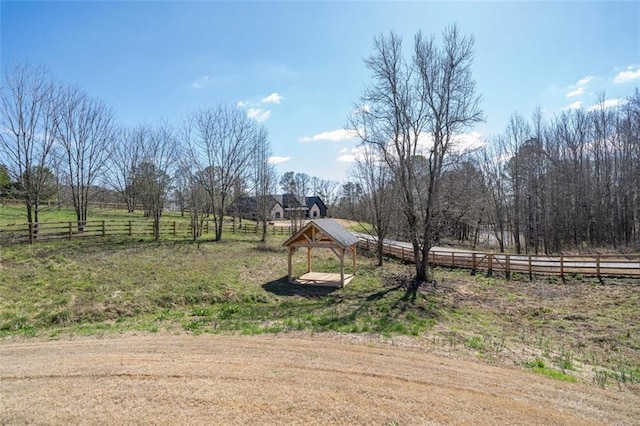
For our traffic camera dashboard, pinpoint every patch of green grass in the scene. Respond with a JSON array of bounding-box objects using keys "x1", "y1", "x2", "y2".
[
  {"x1": 467, "y1": 335, "x2": 485, "y2": 351},
  {"x1": 525, "y1": 358, "x2": 577, "y2": 382}
]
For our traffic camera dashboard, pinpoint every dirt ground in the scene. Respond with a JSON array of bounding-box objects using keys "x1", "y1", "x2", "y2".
[{"x1": 1, "y1": 333, "x2": 638, "y2": 425}]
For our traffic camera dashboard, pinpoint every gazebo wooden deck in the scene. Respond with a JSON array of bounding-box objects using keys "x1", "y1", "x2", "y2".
[{"x1": 282, "y1": 219, "x2": 358, "y2": 287}]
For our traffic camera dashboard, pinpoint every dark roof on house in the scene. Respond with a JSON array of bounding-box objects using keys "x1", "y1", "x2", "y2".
[{"x1": 305, "y1": 196, "x2": 327, "y2": 210}]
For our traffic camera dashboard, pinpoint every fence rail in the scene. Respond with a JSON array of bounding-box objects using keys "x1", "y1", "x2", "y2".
[
  {"x1": 357, "y1": 238, "x2": 640, "y2": 279},
  {"x1": 0, "y1": 220, "x2": 293, "y2": 244}
]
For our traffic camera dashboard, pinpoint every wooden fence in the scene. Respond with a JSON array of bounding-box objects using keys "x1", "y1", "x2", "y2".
[
  {"x1": 0, "y1": 220, "x2": 293, "y2": 244},
  {"x1": 3, "y1": 221, "x2": 637, "y2": 279},
  {"x1": 357, "y1": 238, "x2": 640, "y2": 279}
]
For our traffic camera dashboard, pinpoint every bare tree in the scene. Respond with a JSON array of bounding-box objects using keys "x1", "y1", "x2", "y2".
[
  {"x1": 188, "y1": 104, "x2": 258, "y2": 241},
  {"x1": 502, "y1": 113, "x2": 530, "y2": 254},
  {"x1": 350, "y1": 25, "x2": 483, "y2": 283},
  {"x1": 252, "y1": 127, "x2": 276, "y2": 241},
  {"x1": 138, "y1": 122, "x2": 178, "y2": 241},
  {"x1": 279, "y1": 171, "x2": 296, "y2": 194},
  {"x1": 0, "y1": 64, "x2": 60, "y2": 230},
  {"x1": 351, "y1": 144, "x2": 394, "y2": 265},
  {"x1": 56, "y1": 85, "x2": 114, "y2": 231},
  {"x1": 479, "y1": 141, "x2": 509, "y2": 252},
  {"x1": 105, "y1": 126, "x2": 146, "y2": 212},
  {"x1": 294, "y1": 172, "x2": 311, "y2": 199},
  {"x1": 317, "y1": 178, "x2": 340, "y2": 216}
]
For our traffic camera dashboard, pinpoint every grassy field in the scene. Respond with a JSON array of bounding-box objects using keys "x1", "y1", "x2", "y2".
[{"x1": 1, "y1": 204, "x2": 639, "y2": 392}]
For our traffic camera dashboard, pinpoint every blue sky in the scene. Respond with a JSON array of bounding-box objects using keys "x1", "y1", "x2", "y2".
[{"x1": 2, "y1": 1, "x2": 639, "y2": 182}]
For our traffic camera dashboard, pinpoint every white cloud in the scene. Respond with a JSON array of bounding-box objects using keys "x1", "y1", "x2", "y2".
[
  {"x1": 353, "y1": 104, "x2": 371, "y2": 114},
  {"x1": 191, "y1": 75, "x2": 214, "y2": 89},
  {"x1": 247, "y1": 108, "x2": 271, "y2": 122},
  {"x1": 451, "y1": 131, "x2": 486, "y2": 153},
  {"x1": 565, "y1": 76, "x2": 593, "y2": 98},
  {"x1": 566, "y1": 87, "x2": 584, "y2": 98},
  {"x1": 337, "y1": 154, "x2": 356, "y2": 163},
  {"x1": 614, "y1": 67, "x2": 640, "y2": 84},
  {"x1": 261, "y1": 93, "x2": 283, "y2": 104},
  {"x1": 336, "y1": 145, "x2": 375, "y2": 163},
  {"x1": 268, "y1": 156, "x2": 290, "y2": 165},
  {"x1": 299, "y1": 129, "x2": 358, "y2": 143},
  {"x1": 237, "y1": 92, "x2": 282, "y2": 121},
  {"x1": 586, "y1": 98, "x2": 627, "y2": 112},
  {"x1": 563, "y1": 101, "x2": 584, "y2": 110},
  {"x1": 575, "y1": 76, "x2": 594, "y2": 87}
]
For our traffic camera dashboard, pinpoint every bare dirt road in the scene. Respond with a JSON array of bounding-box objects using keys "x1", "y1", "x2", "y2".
[{"x1": 1, "y1": 333, "x2": 638, "y2": 425}]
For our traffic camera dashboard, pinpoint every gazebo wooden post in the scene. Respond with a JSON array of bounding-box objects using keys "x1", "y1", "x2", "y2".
[
  {"x1": 340, "y1": 247, "x2": 345, "y2": 286},
  {"x1": 352, "y1": 245, "x2": 357, "y2": 274},
  {"x1": 288, "y1": 247, "x2": 293, "y2": 283},
  {"x1": 307, "y1": 246, "x2": 311, "y2": 273}
]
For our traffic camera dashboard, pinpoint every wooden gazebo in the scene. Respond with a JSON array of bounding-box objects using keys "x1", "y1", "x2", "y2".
[{"x1": 282, "y1": 219, "x2": 358, "y2": 287}]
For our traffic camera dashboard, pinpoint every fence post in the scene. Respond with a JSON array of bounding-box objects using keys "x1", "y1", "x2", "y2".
[
  {"x1": 487, "y1": 254, "x2": 493, "y2": 277},
  {"x1": 173, "y1": 221, "x2": 177, "y2": 236},
  {"x1": 505, "y1": 254, "x2": 511, "y2": 280},
  {"x1": 28, "y1": 222, "x2": 34, "y2": 244},
  {"x1": 128, "y1": 221, "x2": 132, "y2": 236},
  {"x1": 102, "y1": 220, "x2": 106, "y2": 237},
  {"x1": 528, "y1": 255, "x2": 533, "y2": 281},
  {"x1": 451, "y1": 252, "x2": 455, "y2": 268},
  {"x1": 69, "y1": 222, "x2": 73, "y2": 240},
  {"x1": 471, "y1": 252, "x2": 476, "y2": 275},
  {"x1": 560, "y1": 255, "x2": 564, "y2": 279},
  {"x1": 596, "y1": 255, "x2": 600, "y2": 279}
]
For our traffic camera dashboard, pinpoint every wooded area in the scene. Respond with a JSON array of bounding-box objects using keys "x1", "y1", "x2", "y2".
[
  {"x1": 347, "y1": 90, "x2": 640, "y2": 260},
  {"x1": 345, "y1": 27, "x2": 640, "y2": 275}
]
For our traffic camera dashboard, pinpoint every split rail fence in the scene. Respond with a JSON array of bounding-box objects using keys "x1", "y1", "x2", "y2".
[
  {"x1": 0, "y1": 220, "x2": 292, "y2": 244},
  {"x1": 357, "y1": 238, "x2": 640, "y2": 279}
]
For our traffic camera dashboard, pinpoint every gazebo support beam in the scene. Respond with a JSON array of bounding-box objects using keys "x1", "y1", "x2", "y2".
[
  {"x1": 352, "y1": 246, "x2": 357, "y2": 274},
  {"x1": 288, "y1": 247, "x2": 292, "y2": 283},
  {"x1": 340, "y1": 247, "x2": 345, "y2": 287}
]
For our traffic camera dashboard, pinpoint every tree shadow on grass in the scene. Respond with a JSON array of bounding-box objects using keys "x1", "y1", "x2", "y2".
[
  {"x1": 365, "y1": 285, "x2": 403, "y2": 301},
  {"x1": 262, "y1": 276, "x2": 338, "y2": 297}
]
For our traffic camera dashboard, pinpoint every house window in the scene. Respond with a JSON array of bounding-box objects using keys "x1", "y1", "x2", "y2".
[
  {"x1": 313, "y1": 211, "x2": 318, "y2": 218},
  {"x1": 275, "y1": 212, "x2": 281, "y2": 219}
]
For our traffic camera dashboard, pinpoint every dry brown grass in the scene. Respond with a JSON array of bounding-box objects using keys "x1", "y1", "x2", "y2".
[{"x1": 1, "y1": 333, "x2": 638, "y2": 425}]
